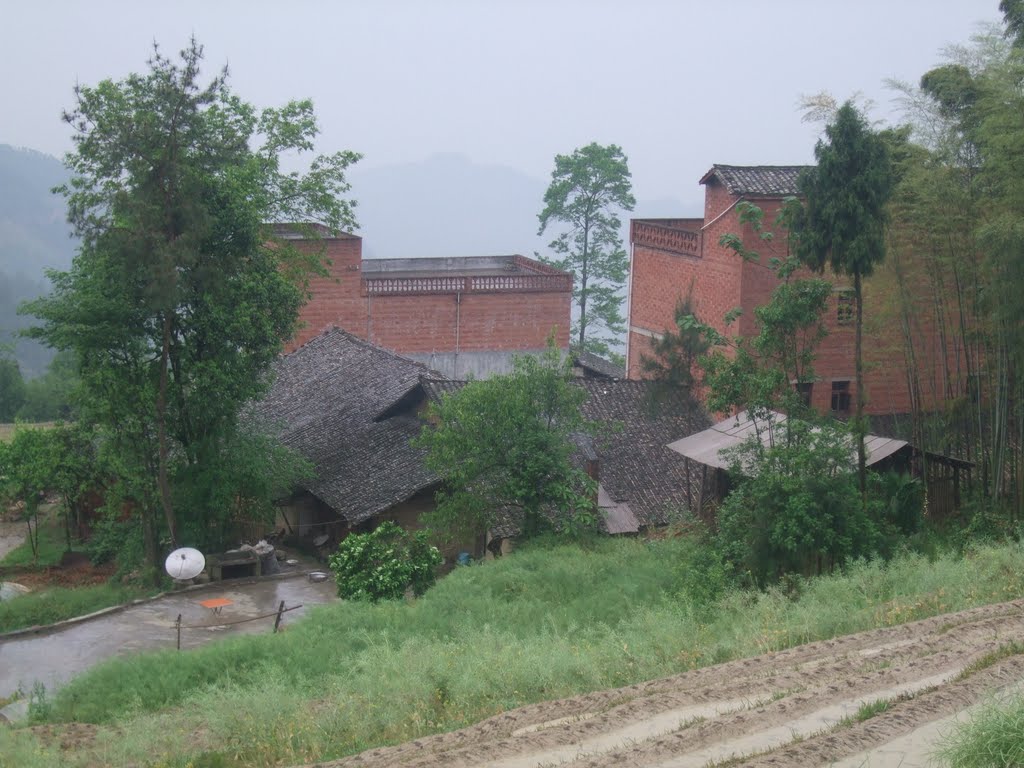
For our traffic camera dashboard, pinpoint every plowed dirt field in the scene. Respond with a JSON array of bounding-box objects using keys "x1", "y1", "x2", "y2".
[{"x1": 309, "y1": 598, "x2": 1024, "y2": 768}]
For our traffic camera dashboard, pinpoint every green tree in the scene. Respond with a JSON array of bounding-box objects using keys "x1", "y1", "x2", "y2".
[
  {"x1": 689, "y1": 202, "x2": 832, "y2": 427},
  {"x1": 715, "y1": 418, "x2": 882, "y2": 585},
  {"x1": 415, "y1": 346, "x2": 597, "y2": 543},
  {"x1": 794, "y1": 103, "x2": 894, "y2": 496},
  {"x1": 0, "y1": 426, "x2": 52, "y2": 561},
  {"x1": 23, "y1": 39, "x2": 359, "y2": 580},
  {"x1": 0, "y1": 355, "x2": 26, "y2": 422},
  {"x1": 16, "y1": 351, "x2": 78, "y2": 422},
  {"x1": 538, "y1": 142, "x2": 636, "y2": 360},
  {"x1": 639, "y1": 295, "x2": 711, "y2": 401},
  {"x1": 328, "y1": 521, "x2": 442, "y2": 602}
]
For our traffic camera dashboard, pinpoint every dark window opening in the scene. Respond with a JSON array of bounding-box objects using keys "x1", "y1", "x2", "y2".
[
  {"x1": 795, "y1": 381, "x2": 813, "y2": 407},
  {"x1": 837, "y1": 291, "x2": 854, "y2": 326},
  {"x1": 831, "y1": 380, "x2": 851, "y2": 413}
]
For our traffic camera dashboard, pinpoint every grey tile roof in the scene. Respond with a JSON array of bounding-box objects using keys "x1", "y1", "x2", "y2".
[
  {"x1": 420, "y1": 378, "x2": 710, "y2": 533},
  {"x1": 700, "y1": 165, "x2": 810, "y2": 196},
  {"x1": 577, "y1": 379, "x2": 711, "y2": 527},
  {"x1": 573, "y1": 351, "x2": 626, "y2": 380},
  {"x1": 251, "y1": 328, "x2": 441, "y2": 525}
]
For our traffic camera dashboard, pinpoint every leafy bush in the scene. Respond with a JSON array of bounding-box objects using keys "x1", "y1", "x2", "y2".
[
  {"x1": 328, "y1": 521, "x2": 442, "y2": 602},
  {"x1": 716, "y1": 417, "x2": 886, "y2": 584}
]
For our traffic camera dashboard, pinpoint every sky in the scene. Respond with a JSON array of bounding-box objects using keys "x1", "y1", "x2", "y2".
[{"x1": 0, "y1": 0, "x2": 1003, "y2": 212}]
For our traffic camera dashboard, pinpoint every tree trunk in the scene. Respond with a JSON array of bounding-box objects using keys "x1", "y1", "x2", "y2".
[
  {"x1": 157, "y1": 311, "x2": 178, "y2": 549},
  {"x1": 141, "y1": 503, "x2": 162, "y2": 588},
  {"x1": 855, "y1": 271, "x2": 867, "y2": 500},
  {"x1": 578, "y1": 219, "x2": 590, "y2": 350}
]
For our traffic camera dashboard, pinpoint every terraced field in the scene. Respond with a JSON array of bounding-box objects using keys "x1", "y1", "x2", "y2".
[{"x1": 313, "y1": 599, "x2": 1024, "y2": 768}]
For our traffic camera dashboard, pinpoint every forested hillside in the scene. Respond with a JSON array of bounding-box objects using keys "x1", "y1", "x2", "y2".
[{"x1": 0, "y1": 144, "x2": 73, "y2": 376}]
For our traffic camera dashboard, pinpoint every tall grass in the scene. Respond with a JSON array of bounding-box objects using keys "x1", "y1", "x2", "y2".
[
  {"x1": 0, "y1": 584, "x2": 148, "y2": 633},
  {"x1": 938, "y1": 694, "x2": 1024, "y2": 767},
  {"x1": 2, "y1": 537, "x2": 1023, "y2": 768}
]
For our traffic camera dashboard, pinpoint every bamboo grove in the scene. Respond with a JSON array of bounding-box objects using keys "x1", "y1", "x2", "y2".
[{"x1": 880, "y1": 18, "x2": 1024, "y2": 521}]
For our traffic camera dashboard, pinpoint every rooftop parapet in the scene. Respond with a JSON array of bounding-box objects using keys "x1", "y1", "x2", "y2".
[
  {"x1": 630, "y1": 219, "x2": 702, "y2": 257},
  {"x1": 361, "y1": 254, "x2": 572, "y2": 296}
]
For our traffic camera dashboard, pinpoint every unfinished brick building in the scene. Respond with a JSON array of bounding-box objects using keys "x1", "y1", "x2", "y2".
[
  {"x1": 627, "y1": 164, "x2": 941, "y2": 417},
  {"x1": 281, "y1": 226, "x2": 572, "y2": 378}
]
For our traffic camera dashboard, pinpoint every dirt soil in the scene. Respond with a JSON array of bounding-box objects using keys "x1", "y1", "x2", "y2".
[{"x1": 306, "y1": 598, "x2": 1024, "y2": 768}]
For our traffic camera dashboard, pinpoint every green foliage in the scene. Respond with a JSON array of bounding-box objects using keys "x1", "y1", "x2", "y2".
[
  {"x1": 328, "y1": 521, "x2": 442, "y2": 602},
  {"x1": 172, "y1": 427, "x2": 313, "y2": 553},
  {"x1": 0, "y1": 584, "x2": 149, "y2": 634},
  {"x1": 715, "y1": 418, "x2": 885, "y2": 584},
  {"x1": 16, "y1": 351, "x2": 78, "y2": 421},
  {"x1": 795, "y1": 103, "x2": 895, "y2": 284},
  {"x1": 13, "y1": 537, "x2": 1024, "y2": 767},
  {"x1": 699, "y1": 202, "x2": 833, "y2": 419},
  {"x1": 0, "y1": 356, "x2": 27, "y2": 421},
  {"x1": 415, "y1": 345, "x2": 597, "y2": 542},
  {"x1": 794, "y1": 102, "x2": 895, "y2": 493},
  {"x1": 0, "y1": 425, "x2": 54, "y2": 561},
  {"x1": 20, "y1": 39, "x2": 359, "y2": 569},
  {"x1": 640, "y1": 295, "x2": 711, "y2": 397},
  {"x1": 939, "y1": 691, "x2": 1024, "y2": 767},
  {"x1": 0, "y1": 515, "x2": 67, "y2": 568},
  {"x1": 537, "y1": 142, "x2": 635, "y2": 357}
]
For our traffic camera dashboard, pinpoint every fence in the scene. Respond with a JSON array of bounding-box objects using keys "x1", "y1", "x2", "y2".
[{"x1": 173, "y1": 601, "x2": 302, "y2": 649}]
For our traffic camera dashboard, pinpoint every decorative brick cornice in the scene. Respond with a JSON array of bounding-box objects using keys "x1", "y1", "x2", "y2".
[{"x1": 631, "y1": 220, "x2": 701, "y2": 257}]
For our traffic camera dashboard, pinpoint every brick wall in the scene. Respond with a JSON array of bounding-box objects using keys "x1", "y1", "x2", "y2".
[
  {"x1": 627, "y1": 178, "x2": 952, "y2": 417},
  {"x1": 286, "y1": 237, "x2": 571, "y2": 364},
  {"x1": 368, "y1": 291, "x2": 570, "y2": 353},
  {"x1": 288, "y1": 235, "x2": 365, "y2": 351}
]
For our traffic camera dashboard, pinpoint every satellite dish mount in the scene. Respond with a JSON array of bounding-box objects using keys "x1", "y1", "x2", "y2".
[{"x1": 165, "y1": 547, "x2": 206, "y2": 582}]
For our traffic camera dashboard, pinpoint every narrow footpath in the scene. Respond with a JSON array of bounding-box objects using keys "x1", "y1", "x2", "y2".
[{"x1": 0, "y1": 572, "x2": 338, "y2": 701}]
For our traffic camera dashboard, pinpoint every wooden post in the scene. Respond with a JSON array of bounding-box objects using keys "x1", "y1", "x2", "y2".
[
  {"x1": 273, "y1": 600, "x2": 285, "y2": 633},
  {"x1": 176, "y1": 614, "x2": 182, "y2": 650}
]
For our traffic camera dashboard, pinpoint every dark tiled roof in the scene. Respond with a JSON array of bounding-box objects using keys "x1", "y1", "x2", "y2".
[
  {"x1": 251, "y1": 328, "x2": 440, "y2": 524},
  {"x1": 420, "y1": 378, "x2": 710, "y2": 532},
  {"x1": 577, "y1": 379, "x2": 710, "y2": 527},
  {"x1": 573, "y1": 351, "x2": 626, "y2": 380},
  {"x1": 699, "y1": 165, "x2": 810, "y2": 196}
]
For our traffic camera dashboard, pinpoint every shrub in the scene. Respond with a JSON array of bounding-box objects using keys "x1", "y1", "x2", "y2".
[
  {"x1": 715, "y1": 417, "x2": 885, "y2": 584},
  {"x1": 328, "y1": 521, "x2": 442, "y2": 602}
]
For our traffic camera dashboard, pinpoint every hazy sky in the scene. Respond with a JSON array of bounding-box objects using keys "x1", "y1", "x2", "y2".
[{"x1": 1, "y1": 1, "x2": 1001, "y2": 209}]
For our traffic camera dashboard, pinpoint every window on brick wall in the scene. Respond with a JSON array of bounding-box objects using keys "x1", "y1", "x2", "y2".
[
  {"x1": 795, "y1": 381, "x2": 813, "y2": 407},
  {"x1": 831, "y1": 380, "x2": 851, "y2": 414},
  {"x1": 836, "y1": 290, "x2": 854, "y2": 326}
]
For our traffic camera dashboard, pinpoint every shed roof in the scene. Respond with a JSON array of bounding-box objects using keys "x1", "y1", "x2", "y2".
[
  {"x1": 699, "y1": 165, "x2": 810, "y2": 197},
  {"x1": 667, "y1": 410, "x2": 908, "y2": 470},
  {"x1": 573, "y1": 350, "x2": 626, "y2": 379}
]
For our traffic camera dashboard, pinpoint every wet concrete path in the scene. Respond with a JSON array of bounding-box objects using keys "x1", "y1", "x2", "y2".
[{"x1": 0, "y1": 573, "x2": 338, "y2": 699}]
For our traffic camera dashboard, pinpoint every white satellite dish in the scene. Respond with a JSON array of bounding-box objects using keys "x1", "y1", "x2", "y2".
[{"x1": 165, "y1": 547, "x2": 206, "y2": 581}]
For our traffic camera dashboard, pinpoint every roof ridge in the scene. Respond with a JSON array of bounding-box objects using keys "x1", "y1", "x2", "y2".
[{"x1": 284, "y1": 326, "x2": 444, "y2": 376}]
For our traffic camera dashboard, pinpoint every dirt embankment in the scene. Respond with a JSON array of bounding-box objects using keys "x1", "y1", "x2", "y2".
[{"x1": 309, "y1": 598, "x2": 1024, "y2": 768}]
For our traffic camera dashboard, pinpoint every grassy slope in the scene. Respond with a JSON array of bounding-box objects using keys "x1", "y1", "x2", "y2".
[
  {"x1": 1, "y1": 516, "x2": 148, "y2": 633},
  {"x1": 3, "y1": 536, "x2": 1024, "y2": 768}
]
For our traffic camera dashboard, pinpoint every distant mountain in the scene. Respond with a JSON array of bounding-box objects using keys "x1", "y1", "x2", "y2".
[
  {"x1": 0, "y1": 145, "x2": 75, "y2": 377},
  {"x1": 0, "y1": 148, "x2": 685, "y2": 374},
  {"x1": 350, "y1": 153, "x2": 684, "y2": 259}
]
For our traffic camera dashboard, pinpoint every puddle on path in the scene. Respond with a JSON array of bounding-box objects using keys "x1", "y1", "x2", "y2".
[{"x1": 0, "y1": 574, "x2": 338, "y2": 698}]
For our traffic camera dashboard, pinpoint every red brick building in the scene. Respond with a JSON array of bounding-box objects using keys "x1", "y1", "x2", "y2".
[
  {"x1": 282, "y1": 227, "x2": 572, "y2": 378},
  {"x1": 627, "y1": 164, "x2": 940, "y2": 416}
]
